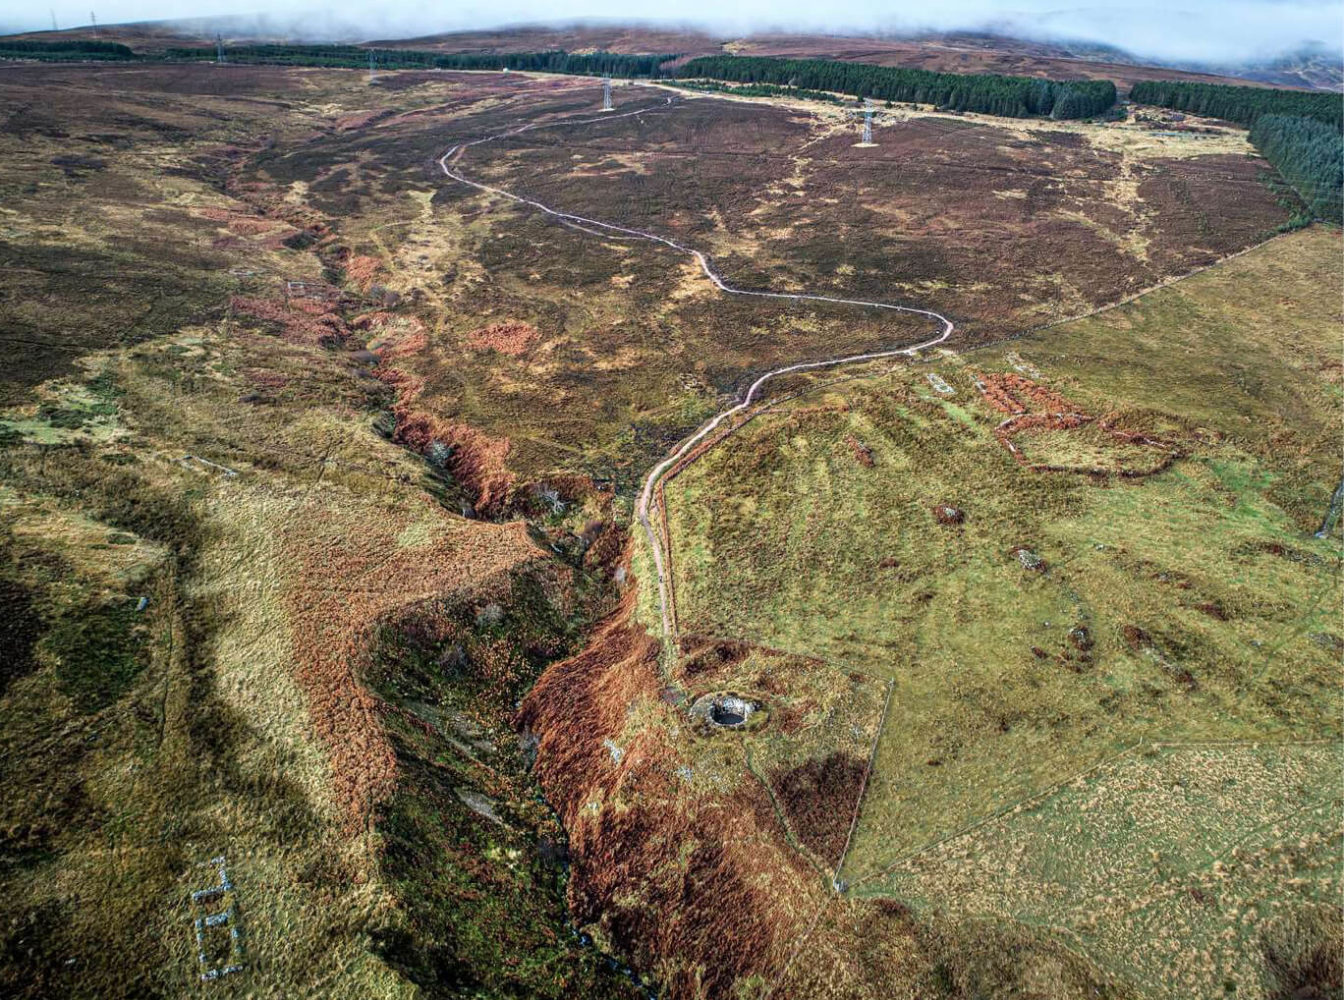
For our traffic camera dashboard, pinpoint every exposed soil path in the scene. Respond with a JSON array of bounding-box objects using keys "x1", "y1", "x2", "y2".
[{"x1": 438, "y1": 92, "x2": 955, "y2": 653}]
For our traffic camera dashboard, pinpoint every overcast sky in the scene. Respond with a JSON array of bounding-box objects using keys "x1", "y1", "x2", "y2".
[{"x1": 7, "y1": 1, "x2": 1343, "y2": 65}]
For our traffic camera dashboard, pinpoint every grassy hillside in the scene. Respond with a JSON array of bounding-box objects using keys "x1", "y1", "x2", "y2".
[
  {"x1": 0, "y1": 59, "x2": 1336, "y2": 1000},
  {"x1": 0, "y1": 63, "x2": 642, "y2": 999},
  {"x1": 662, "y1": 226, "x2": 1342, "y2": 998}
]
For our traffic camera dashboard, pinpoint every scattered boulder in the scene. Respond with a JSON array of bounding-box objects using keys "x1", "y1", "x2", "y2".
[
  {"x1": 1014, "y1": 547, "x2": 1045, "y2": 571},
  {"x1": 455, "y1": 787, "x2": 505, "y2": 826},
  {"x1": 1122, "y1": 624, "x2": 1196, "y2": 690},
  {"x1": 845, "y1": 434, "x2": 875, "y2": 467},
  {"x1": 1122, "y1": 624, "x2": 1151, "y2": 650},
  {"x1": 932, "y1": 504, "x2": 965, "y2": 526}
]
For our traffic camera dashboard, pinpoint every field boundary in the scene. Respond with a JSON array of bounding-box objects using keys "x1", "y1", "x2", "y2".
[
  {"x1": 761, "y1": 895, "x2": 834, "y2": 1000},
  {"x1": 435, "y1": 95, "x2": 954, "y2": 664},
  {"x1": 743, "y1": 746, "x2": 833, "y2": 884},
  {"x1": 832, "y1": 678, "x2": 895, "y2": 888},
  {"x1": 852, "y1": 738, "x2": 1150, "y2": 890},
  {"x1": 1009, "y1": 226, "x2": 1302, "y2": 343}
]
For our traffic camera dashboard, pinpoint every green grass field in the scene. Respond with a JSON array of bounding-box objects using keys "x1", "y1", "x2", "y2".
[
  {"x1": 864, "y1": 742, "x2": 1341, "y2": 999},
  {"x1": 661, "y1": 225, "x2": 1343, "y2": 997}
]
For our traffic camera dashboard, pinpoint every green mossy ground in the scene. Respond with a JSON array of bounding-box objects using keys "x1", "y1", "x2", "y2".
[
  {"x1": 662, "y1": 226, "x2": 1343, "y2": 998},
  {"x1": 364, "y1": 568, "x2": 643, "y2": 1000}
]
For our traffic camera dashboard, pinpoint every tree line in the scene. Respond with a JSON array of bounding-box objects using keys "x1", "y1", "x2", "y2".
[
  {"x1": 1128, "y1": 79, "x2": 1341, "y2": 129},
  {"x1": 675, "y1": 55, "x2": 1117, "y2": 119},
  {"x1": 0, "y1": 39, "x2": 135, "y2": 60},
  {"x1": 1129, "y1": 79, "x2": 1342, "y2": 223},
  {"x1": 2, "y1": 39, "x2": 1118, "y2": 122},
  {"x1": 1249, "y1": 114, "x2": 1343, "y2": 222},
  {"x1": 162, "y1": 45, "x2": 673, "y2": 77}
]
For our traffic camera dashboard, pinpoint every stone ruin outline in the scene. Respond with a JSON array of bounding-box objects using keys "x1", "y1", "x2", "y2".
[
  {"x1": 925, "y1": 372, "x2": 955, "y2": 395},
  {"x1": 189, "y1": 855, "x2": 245, "y2": 982}
]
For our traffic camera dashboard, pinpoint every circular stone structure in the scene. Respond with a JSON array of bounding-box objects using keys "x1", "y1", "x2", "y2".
[
  {"x1": 688, "y1": 692, "x2": 763, "y2": 731},
  {"x1": 710, "y1": 695, "x2": 752, "y2": 726}
]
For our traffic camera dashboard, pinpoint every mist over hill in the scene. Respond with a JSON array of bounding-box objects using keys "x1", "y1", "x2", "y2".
[{"x1": 2, "y1": 5, "x2": 1341, "y2": 89}]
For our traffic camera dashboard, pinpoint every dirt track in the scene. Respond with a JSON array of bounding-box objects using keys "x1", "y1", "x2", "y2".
[{"x1": 437, "y1": 89, "x2": 955, "y2": 652}]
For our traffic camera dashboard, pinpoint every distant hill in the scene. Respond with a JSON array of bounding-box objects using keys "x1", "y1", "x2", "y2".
[
  {"x1": 1, "y1": 18, "x2": 1337, "y2": 92},
  {"x1": 1197, "y1": 46, "x2": 1344, "y2": 92}
]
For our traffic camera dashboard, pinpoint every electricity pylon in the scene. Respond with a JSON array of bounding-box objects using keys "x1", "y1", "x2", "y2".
[
  {"x1": 602, "y1": 75, "x2": 613, "y2": 111},
  {"x1": 850, "y1": 97, "x2": 880, "y2": 147}
]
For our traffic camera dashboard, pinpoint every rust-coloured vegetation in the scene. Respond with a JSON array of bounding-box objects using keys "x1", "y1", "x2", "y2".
[
  {"x1": 0, "y1": 55, "x2": 1336, "y2": 1000},
  {"x1": 976, "y1": 372, "x2": 1076, "y2": 415},
  {"x1": 467, "y1": 320, "x2": 540, "y2": 356},
  {"x1": 974, "y1": 372, "x2": 1179, "y2": 476},
  {"x1": 845, "y1": 434, "x2": 875, "y2": 467},
  {"x1": 516, "y1": 587, "x2": 830, "y2": 996},
  {"x1": 376, "y1": 367, "x2": 516, "y2": 513},
  {"x1": 283, "y1": 503, "x2": 541, "y2": 825},
  {"x1": 771, "y1": 752, "x2": 867, "y2": 867},
  {"x1": 230, "y1": 294, "x2": 353, "y2": 347}
]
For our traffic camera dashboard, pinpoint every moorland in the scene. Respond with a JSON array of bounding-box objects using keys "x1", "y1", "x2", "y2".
[{"x1": 0, "y1": 43, "x2": 1339, "y2": 1000}]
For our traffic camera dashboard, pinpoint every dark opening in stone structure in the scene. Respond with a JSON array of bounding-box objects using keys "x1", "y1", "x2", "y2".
[
  {"x1": 688, "y1": 691, "x2": 763, "y2": 731},
  {"x1": 709, "y1": 695, "x2": 753, "y2": 728}
]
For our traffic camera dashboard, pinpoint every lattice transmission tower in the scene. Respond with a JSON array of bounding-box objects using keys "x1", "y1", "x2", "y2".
[{"x1": 602, "y1": 75, "x2": 613, "y2": 111}]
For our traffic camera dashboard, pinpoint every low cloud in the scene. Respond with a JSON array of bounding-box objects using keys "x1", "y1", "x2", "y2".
[{"x1": 12, "y1": 1, "x2": 1344, "y2": 66}]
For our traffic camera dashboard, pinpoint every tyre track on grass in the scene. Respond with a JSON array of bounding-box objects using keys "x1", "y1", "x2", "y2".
[{"x1": 438, "y1": 91, "x2": 955, "y2": 655}]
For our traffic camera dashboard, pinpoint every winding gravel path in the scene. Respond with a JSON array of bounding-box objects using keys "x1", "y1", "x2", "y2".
[{"x1": 438, "y1": 91, "x2": 955, "y2": 651}]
